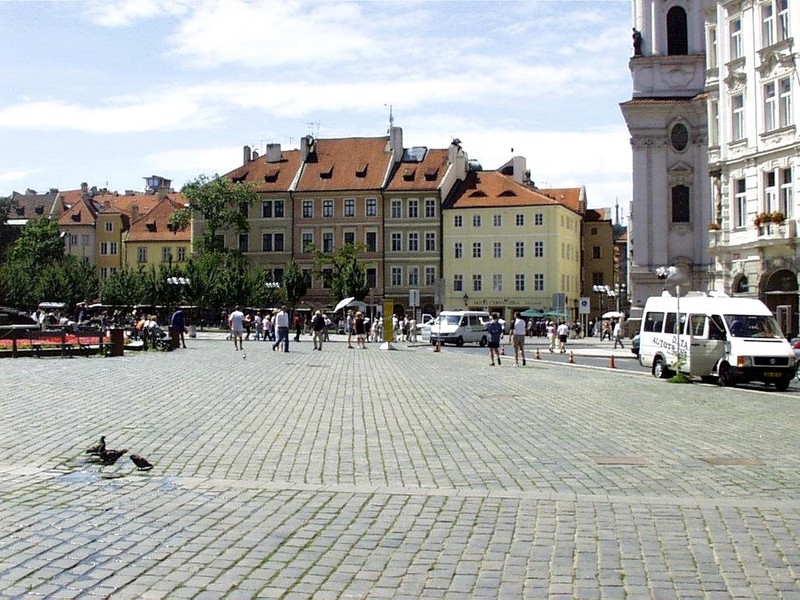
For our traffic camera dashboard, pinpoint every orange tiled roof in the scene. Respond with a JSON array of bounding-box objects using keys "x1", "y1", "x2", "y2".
[
  {"x1": 224, "y1": 150, "x2": 302, "y2": 192},
  {"x1": 537, "y1": 187, "x2": 583, "y2": 213},
  {"x1": 127, "y1": 196, "x2": 190, "y2": 242},
  {"x1": 386, "y1": 148, "x2": 449, "y2": 191},
  {"x1": 57, "y1": 197, "x2": 98, "y2": 227},
  {"x1": 446, "y1": 171, "x2": 578, "y2": 210},
  {"x1": 296, "y1": 137, "x2": 394, "y2": 192}
]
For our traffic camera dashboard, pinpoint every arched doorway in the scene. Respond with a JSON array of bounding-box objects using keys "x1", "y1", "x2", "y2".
[{"x1": 761, "y1": 269, "x2": 798, "y2": 338}]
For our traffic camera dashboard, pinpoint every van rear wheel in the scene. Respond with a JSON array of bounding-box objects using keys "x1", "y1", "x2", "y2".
[
  {"x1": 718, "y1": 363, "x2": 736, "y2": 387},
  {"x1": 456, "y1": 336, "x2": 464, "y2": 347}
]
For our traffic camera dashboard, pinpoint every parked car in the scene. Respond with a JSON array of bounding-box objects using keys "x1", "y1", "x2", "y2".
[{"x1": 631, "y1": 333, "x2": 640, "y2": 358}]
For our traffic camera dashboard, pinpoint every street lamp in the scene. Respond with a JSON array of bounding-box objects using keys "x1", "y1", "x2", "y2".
[
  {"x1": 656, "y1": 266, "x2": 689, "y2": 361},
  {"x1": 463, "y1": 293, "x2": 469, "y2": 306}
]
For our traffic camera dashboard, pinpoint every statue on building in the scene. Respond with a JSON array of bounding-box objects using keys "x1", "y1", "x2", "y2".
[{"x1": 632, "y1": 28, "x2": 643, "y2": 56}]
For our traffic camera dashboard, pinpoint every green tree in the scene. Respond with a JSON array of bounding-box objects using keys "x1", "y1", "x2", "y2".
[
  {"x1": 312, "y1": 243, "x2": 370, "y2": 302},
  {"x1": 100, "y1": 266, "x2": 147, "y2": 306},
  {"x1": 283, "y1": 259, "x2": 307, "y2": 308},
  {"x1": 171, "y1": 174, "x2": 258, "y2": 253},
  {"x1": 9, "y1": 217, "x2": 64, "y2": 266}
]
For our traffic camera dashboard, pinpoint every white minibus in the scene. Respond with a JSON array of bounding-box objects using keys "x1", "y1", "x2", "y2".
[{"x1": 429, "y1": 310, "x2": 491, "y2": 347}]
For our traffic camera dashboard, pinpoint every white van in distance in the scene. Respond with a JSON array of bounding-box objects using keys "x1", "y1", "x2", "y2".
[
  {"x1": 638, "y1": 291, "x2": 796, "y2": 390},
  {"x1": 429, "y1": 310, "x2": 491, "y2": 347}
]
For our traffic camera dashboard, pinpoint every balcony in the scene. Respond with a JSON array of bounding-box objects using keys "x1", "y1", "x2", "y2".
[{"x1": 757, "y1": 219, "x2": 795, "y2": 240}]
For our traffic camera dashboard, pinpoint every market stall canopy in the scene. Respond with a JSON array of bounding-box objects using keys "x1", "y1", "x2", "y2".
[
  {"x1": 602, "y1": 311, "x2": 624, "y2": 319},
  {"x1": 334, "y1": 297, "x2": 355, "y2": 313},
  {"x1": 520, "y1": 308, "x2": 545, "y2": 318}
]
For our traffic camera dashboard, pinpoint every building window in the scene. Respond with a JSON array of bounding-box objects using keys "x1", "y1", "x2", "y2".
[
  {"x1": 515, "y1": 241, "x2": 524, "y2": 258},
  {"x1": 408, "y1": 199, "x2": 418, "y2": 218},
  {"x1": 472, "y1": 242, "x2": 481, "y2": 258},
  {"x1": 472, "y1": 214, "x2": 481, "y2": 227},
  {"x1": 493, "y1": 241, "x2": 502, "y2": 258},
  {"x1": 472, "y1": 274, "x2": 482, "y2": 292},
  {"x1": 592, "y1": 246, "x2": 601, "y2": 259},
  {"x1": 162, "y1": 247, "x2": 171, "y2": 263},
  {"x1": 391, "y1": 199, "x2": 402, "y2": 219},
  {"x1": 779, "y1": 78, "x2": 792, "y2": 128},
  {"x1": 730, "y1": 17, "x2": 742, "y2": 60},
  {"x1": 780, "y1": 168, "x2": 793, "y2": 218},
  {"x1": 778, "y1": 0, "x2": 790, "y2": 42},
  {"x1": 100, "y1": 242, "x2": 109, "y2": 255},
  {"x1": 261, "y1": 201, "x2": 272, "y2": 218},
  {"x1": 137, "y1": 247, "x2": 147, "y2": 263},
  {"x1": 261, "y1": 233, "x2": 284, "y2": 252},
  {"x1": 366, "y1": 268, "x2": 376, "y2": 288},
  {"x1": 177, "y1": 247, "x2": 186, "y2": 262},
  {"x1": 261, "y1": 200, "x2": 284, "y2": 218},
  {"x1": 425, "y1": 232, "x2": 436, "y2": 252},
  {"x1": 81, "y1": 234, "x2": 90, "y2": 246},
  {"x1": 453, "y1": 274, "x2": 463, "y2": 292},
  {"x1": 344, "y1": 231, "x2": 355, "y2": 245},
  {"x1": 515, "y1": 274, "x2": 525, "y2": 292},
  {"x1": 493, "y1": 214, "x2": 502, "y2": 227},
  {"x1": 425, "y1": 199, "x2": 436, "y2": 218},
  {"x1": 454, "y1": 215, "x2": 462, "y2": 227},
  {"x1": 734, "y1": 178, "x2": 747, "y2": 228},
  {"x1": 763, "y1": 2, "x2": 776, "y2": 47},
  {"x1": 666, "y1": 6, "x2": 688, "y2": 55},
  {"x1": 68, "y1": 233, "x2": 78, "y2": 246},
  {"x1": 344, "y1": 198, "x2": 355, "y2": 217},
  {"x1": 104, "y1": 222, "x2": 113, "y2": 232},
  {"x1": 238, "y1": 202, "x2": 248, "y2": 218},
  {"x1": 707, "y1": 25, "x2": 718, "y2": 69},
  {"x1": 764, "y1": 171, "x2": 778, "y2": 213},
  {"x1": 301, "y1": 232, "x2": 313, "y2": 252},
  {"x1": 534, "y1": 273, "x2": 544, "y2": 291},
  {"x1": 492, "y1": 273, "x2": 502, "y2": 292},
  {"x1": 391, "y1": 233, "x2": 402, "y2": 252},
  {"x1": 709, "y1": 99, "x2": 720, "y2": 147},
  {"x1": 238, "y1": 233, "x2": 249, "y2": 253},
  {"x1": 100, "y1": 267, "x2": 108, "y2": 279},
  {"x1": 425, "y1": 266, "x2": 435, "y2": 286},
  {"x1": 732, "y1": 93, "x2": 745, "y2": 140},
  {"x1": 274, "y1": 200, "x2": 284, "y2": 218},
  {"x1": 366, "y1": 231, "x2": 377, "y2": 252},
  {"x1": 408, "y1": 232, "x2": 419, "y2": 252},
  {"x1": 323, "y1": 199, "x2": 334, "y2": 218},
  {"x1": 671, "y1": 185, "x2": 690, "y2": 223},
  {"x1": 391, "y1": 267, "x2": 402, "y2": 286},
  {"x1": 302, "y1": 200, "x2": 313, "y2": 218},
  {"x1": 454, "y1": 242, "x2": 463, "y2": 259},
  {"x1": 534, "y1": 213, "x2": 543, "y2": 226},
  {"x1": 592, "y1": 271, "x2": 604, "y2": 286},
  {"x1": 408, "y1": 267, "x2": 419, "y2": 287},
  {"x1": 516, "y1": 214, "x2": 524, "y2": 226},
  {"x1": 534, "y1": 241, "x2": 544, "y2": 257},
  {"x1": 322, "y1": 232, "x2": 334, "y2": 253},
  {"x1": 366, "y1": 198, "x2": 377, "y2": 217}
]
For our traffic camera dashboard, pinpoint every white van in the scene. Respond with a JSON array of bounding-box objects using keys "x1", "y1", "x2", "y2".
[
  {"x1": 429, "y1": 310, "x2": 491, "y2": 347},
  {"x1": 639, "y1": 291, "x2": 796, "y2": 390}
]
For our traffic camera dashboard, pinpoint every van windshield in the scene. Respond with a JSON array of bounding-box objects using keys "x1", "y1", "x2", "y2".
[
  {"x1": 724, "y1": 314, "x2": 782, "y2": 338},
  {"x1": 441, "y1": 315, "x2": 462, "y2": 326}
]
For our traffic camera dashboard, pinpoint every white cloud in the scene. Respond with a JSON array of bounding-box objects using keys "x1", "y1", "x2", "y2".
[
  {"x1": 85, "y1": 0, "x2": 191, "y2": 27},
  {"x1": 145, "y1": 146, "x2": 244, "y2": 180},
  {"x1": 0, "y1": 168, "x2": 42, "y2": 184}
]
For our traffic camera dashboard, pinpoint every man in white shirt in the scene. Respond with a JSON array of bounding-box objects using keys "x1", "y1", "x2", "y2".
[
  {"x1": 557, "y1": 321, "x2": 570, "y2": 354},
  {"x1": 512, "y1": 312, "x2": 527, "y2": 367},
  {"x1": 272, "y1": 306, "x2": 290, "y2": 352},
  {"x1": 228, "y1": 306, "x2": 244, "y2": 351},
  {"x1": 613, "y1": 319, "x2": 625, "y2": 349}
]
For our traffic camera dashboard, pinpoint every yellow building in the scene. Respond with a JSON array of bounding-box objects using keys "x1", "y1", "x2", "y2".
[
  {"x1": 126, "y1": 196, "x2": 190, "y2": 272},
  {"x1": 443, "y1": 170, "x2": 582, "y2": 322}
]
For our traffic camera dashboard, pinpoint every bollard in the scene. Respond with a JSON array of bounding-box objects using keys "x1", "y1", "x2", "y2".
[
  {"x1": 609, "y1": 354, "x2": 616, "y2": 368},
  {"x1": 568, "y1": 351, "x2": 574, "y2": 363},
  {"x1": 535, "y1": 347, "x2": 541, "y2": 360},
  {"x1": 434, "y1": 339, "x2": 441, "y2": 353}
]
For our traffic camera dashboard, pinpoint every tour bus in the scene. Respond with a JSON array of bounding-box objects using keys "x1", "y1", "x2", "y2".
[
  {"x1": 429, "y1": 310, "x2": 492, "y2": 347},
  {"x1": 638, "y1": 291, "x2": 796, "y2": 390}
]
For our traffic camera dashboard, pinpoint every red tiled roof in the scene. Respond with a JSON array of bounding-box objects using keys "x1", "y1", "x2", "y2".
[
  {"x1": 537, "y1": 187, "x2": 583, "y2": 213},
  {"x1": 127, "y1": 196, "x2": 190, "y2": 242},
  {"x1": 57, "y1": 197, "x2": 98, "y2": 227},
  {"x1": 446, "y1": 171, "x2": 577, "y2": 210},
  {"x1": 223, "y1": 150, "x2": 302, "y2": 192},
  {"x1": 386, "y1": 148, "x2": 449, "y2": 191},
  {"x1": 296, "y1": 137, "x2": 394, "y2": 192}
]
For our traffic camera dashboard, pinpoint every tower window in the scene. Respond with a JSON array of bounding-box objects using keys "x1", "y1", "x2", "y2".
[
  {"x1": 671, "y1": 185, "x2": 690, "y2": 223},
  {"x1": 667, "y1": 6, "x2": 688, "y2": 55}
]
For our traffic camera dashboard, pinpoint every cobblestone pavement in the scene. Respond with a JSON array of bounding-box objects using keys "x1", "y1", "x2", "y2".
[{"x1": 0, "y1": 335, "x2": 798, "y2": 599}]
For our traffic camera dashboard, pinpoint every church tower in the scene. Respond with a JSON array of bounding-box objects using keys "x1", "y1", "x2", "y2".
[{"x1": 620, "y1": 0, "x2": 714, "y2": 309}]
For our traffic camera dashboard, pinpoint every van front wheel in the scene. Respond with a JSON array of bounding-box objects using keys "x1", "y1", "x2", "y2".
[
  {"x1": 718, "y1": 363, "x2": 736, "y2": 387},
  {"x1": 456, "y1": 336, "x2": 464, "y2": 347},
  {"x1": 652, "y1": 357, "x2": 669, "y2": 379}
]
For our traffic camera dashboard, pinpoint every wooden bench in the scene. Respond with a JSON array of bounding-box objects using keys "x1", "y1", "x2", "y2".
[{"x1": 26, "y1": 330, "x2": 75, "y2": 358}]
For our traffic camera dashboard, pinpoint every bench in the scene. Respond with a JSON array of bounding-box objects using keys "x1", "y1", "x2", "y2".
[{"x1": 26, "y1": 330, "x2": 75, "y2": 358}]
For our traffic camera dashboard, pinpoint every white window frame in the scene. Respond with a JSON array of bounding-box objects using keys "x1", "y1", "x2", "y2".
[
  {"x1": 453, "y1": 274, "x2": 463, "y2": 292},
  {"x1": 515, "y1": 274, "x2": 525, "y2": 292},
  {"x1": 730, "y1": 17, "x2": 742, "y2": 60},
  {"x1": 493, "y1": 241, "x2": 502, "y2": 258},
  {"x1": 408, "y1": 232, "x2": 419, "y2": 252},
  {"x1": 454, "y1": 242, "x2": 463, "y2": 259},
  {"x1": 408, "y1": 199, "x2": 418, "y2": 219},
  {"x1": 391, "y1": 232, "x2": 402, "y2": 252},
  {"x1": 515, "y1": 241, "x2": 524, "y2": 258},
  {"x1": 492, "y1": 273, "x2": 503, "y2": 292},
  {"x1": 780, "y1": 168, "x2": 793, "y2": 218},
  {"x1": 391, "y1": 199, "x2": 402, "y2": 219},
  {"x1": 732, "y1": 93, "x2": 745, "y2": 141},
  {"x1": 734, "y1": 178, "x2": 747, "y2": 228},
  {"x1": 472, "y1": 242, "x2": 481, "y2": 258}
]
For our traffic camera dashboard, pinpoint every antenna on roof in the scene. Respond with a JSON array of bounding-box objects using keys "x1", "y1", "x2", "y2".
[{"x1": 384, "y1": 104, "x2": 394, "y2": 130}]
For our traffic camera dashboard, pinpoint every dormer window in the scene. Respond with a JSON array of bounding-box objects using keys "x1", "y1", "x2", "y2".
[
  {"x1": 146, "y1": 220, "x2": 156, "y2": 231},
  {"x1": 71, "y1": 213, "x2": 81, "y2": 223},
  {"x1": 424, "y1": 167, "x2": 439, "y2": 181},
  {"x1": 499, "y1": 190, "x2": 517, "y2": 197},
  {"x1": 402, "y1": 168, "x2": 416, "y2": 181},
  {"x1": 231, "y1": 173, "x2": 248, "y2": 183},
  {"x1": 264, "y1": 168, "x2": 280, "y2": 183},
  {"x1": 469, "y1": 191, "x2": 488, "y2": 197},
  {"x1": 320, "y1": 166, "x2": 334, "y2": 179},
  {"x1": 355, "y1": 163, "x2": 368, "y2": 178},
  {"x1": 34, "y1": 206, "x2": 44, "y2": 215},
  {"x1": 15, "y1": 207, "x2": 24, "y2": 216}
]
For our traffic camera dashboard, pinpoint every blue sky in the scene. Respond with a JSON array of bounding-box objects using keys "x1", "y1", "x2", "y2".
[{"x1": 0, "y1": 0, "x2": 633, "y2": 217}]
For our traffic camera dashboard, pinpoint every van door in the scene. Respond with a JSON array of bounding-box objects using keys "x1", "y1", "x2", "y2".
[{"x1": 687, "y1": 314, "x2": 726, "y2": 377}]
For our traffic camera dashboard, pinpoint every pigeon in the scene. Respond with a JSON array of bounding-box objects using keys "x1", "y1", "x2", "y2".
[
  {"x1": 99, "y1": 448, "x2": 127, "y2": 465},
  {"x1": 85, "y1": 436, "x2": 106, "y2": 455},
  {"x1": 130, "y1": 454, "x2": 153, "y2": 471}
]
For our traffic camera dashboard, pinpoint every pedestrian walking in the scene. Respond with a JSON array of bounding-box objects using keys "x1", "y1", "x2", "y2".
[
  {"x1": 512, "y1": 311, "x2": 527, "y2": 366},
  {"x1": 311, "y1": 310, "x2": 325, "y2": 351},
  {"x1": 228, "y1": 306, "x2": 244, "y2": 351},
  {"x1": 486, "y1": 313, "x2": 503, "y2": 366},
  {"x1": 272, "y1": 306, "x2": 290, "y2": 352},
  {"x1": 547, "y1": 321, "x2": 557, "y2": 353},
  {"x1": 354, "y1": 311, "x2": 367, "y2": 349},
  {"x1": 557, "y1": 320, "x2": 570, "y2": 353},
  {"x1": 613, "y1": 319, "x2": 625, "y2": 349}
]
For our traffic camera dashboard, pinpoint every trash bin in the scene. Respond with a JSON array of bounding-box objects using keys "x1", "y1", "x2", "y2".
[
  {"x1": 189, "y1": 325, "x2": 197, "y2": 338},
  {"x1": 109, "y1": 327, "x2": 125, "y2": 357}
]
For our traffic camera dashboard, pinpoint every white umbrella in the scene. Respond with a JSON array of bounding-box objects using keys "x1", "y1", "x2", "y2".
[
  {"x1": 602, "y1": 311, "x2": 623, "y2": 319},
  {"x1": 334, "y1": 297, "x2": 355, "y2": 312}
]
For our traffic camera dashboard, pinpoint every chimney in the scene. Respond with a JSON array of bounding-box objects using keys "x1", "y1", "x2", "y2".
[
  {"x1": 300, "y1": 135, "x2": 314, "y2": 161},
  {"x1": 131, "y1": 204, "x2": 139, "y2": 221},
  {"x1": 243, "y1": 145, "x2": 252, "y2": 165},
  {"x1": 388, "y1": 126, "x2": 403, "y2": 162},
  {"x1": 81, "y1": 182, "x2": 88, "y2": 193},
  {"x1": 252, "y1": 150, "x2": 259, "y2": 160},
  {"x1": 511, "y1": 156, "x2": 527, "y2": 184},
  {"x1": 266, "y1": 143, "x2": 282, "y2": 163},
  {"x1": 158, "y1": 185, "x2": 170, "y2": 200}
]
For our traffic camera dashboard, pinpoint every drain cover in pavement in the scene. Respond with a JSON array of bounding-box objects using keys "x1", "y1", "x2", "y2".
[
  {"x1": 700, "y1": 457, "x2": 765, "y2": 466},
  {"x1": 591, "y1": 456, "x2": 649, "y2": 465}
]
